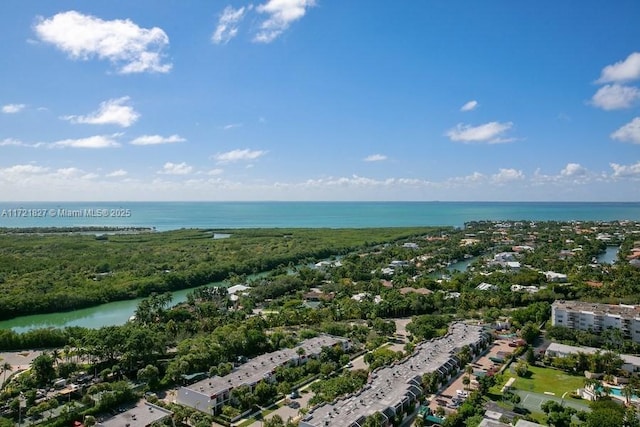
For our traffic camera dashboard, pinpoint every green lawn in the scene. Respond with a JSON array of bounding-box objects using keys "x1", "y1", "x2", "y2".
[
  {"x1": 512, "y1": 365, "x2": 584, "y2": 397},
  {"x1": 237, "y1": 405, "x2": 281, "y2": 427}
]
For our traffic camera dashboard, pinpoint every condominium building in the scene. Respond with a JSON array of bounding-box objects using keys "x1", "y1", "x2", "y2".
[
  {"x1": 551, "y1": 300, "x2": 640, "y2": 343},
  {"x1": 177, "y1": 335, "x2": 349, "y2": 415},
  {"x1": 299, "y1": 323, "x2": 490, "y2": 427},
  {"x1": 96, "y1": 401, "x2": 174, "y2": 427}
]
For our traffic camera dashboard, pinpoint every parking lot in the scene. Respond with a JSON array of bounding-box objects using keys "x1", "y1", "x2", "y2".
[{"x1": 428, "y1": 338, "x2": 515, "y2": 414}]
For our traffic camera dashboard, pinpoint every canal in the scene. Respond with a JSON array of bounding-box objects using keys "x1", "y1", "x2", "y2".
[
  {"x1": 0, "y1": 283, "x2": 224, "y2": 333},
  {"x1": 597, "y1": 246, "x2": 619, "y2": 264},
  {"x1": 0, "y1": 260, "x2": 320, "y2": 333}
]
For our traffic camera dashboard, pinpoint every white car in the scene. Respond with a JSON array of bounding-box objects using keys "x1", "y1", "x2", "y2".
[{"x1": 456, "y1": 390, "x2": 469, "y2": 398}]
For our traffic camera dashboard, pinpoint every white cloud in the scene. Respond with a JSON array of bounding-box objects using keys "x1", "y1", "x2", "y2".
[
  {"x1": 34, "y1": 10, "x2": 172, "y2": 74},
  {"x1": 206, "y1": 168, "x2": 224, "y2": 176},
  {"x1": 597, "y1": 52, "x2": 640, "y2": 84},
  {"x1": 0, "y1": 164, "x2": 94, "y2": 183},
  {"x1": 52, "y1": 135, "x2": 121, "y2": 148},
  {"x1": 491, "y1": 168, "x2": 524, "y2": 183},
  {"x1": 460, "y1": 100, "x2": 478, "y2": 112},
  {"x1": 2, "y1": 104, "x2": 26, "y2": 114},
  {"x1": 222, "y1": 123, "x2": 243, "y2": 130},
  {"x1": 446, "y1": 121, "x2": 514, "y2": 143},
  {"x1": 56, "y1": 167, "x2": 83, "y2": 178},
  {"x1": 0, "y1": 138, "x2": 28, "y2": 147},
  {"x1": 2, "y1": 163, "x2": 640, "y2": 201},
  {"x1": 610, "y1": 162, "x2": 640, "y2": 178},
  {"x1": 214, "y1": 148, "x2": 267, "y2": 163},
  {"x1": 159, "y1": 162, "x2": 193, "y2": 175},
  {"x1": 363, "y1": 154, "x2": 387, "y2": 162},
  {"x1": 63, "y1": 97, "x2": 139, "y2": 127},
  {"x1": 446, "y1": 172, "x2": 487, "y2": 185},
  {"x1": 130, "y1": 134, "x2": 185, "y2": 145},
  {"x1": 106, "y1": 169, "x2": 128, "y2": 177},
  {"x1": 0, "y1": 164, "x2": 49, "y2": 179},
  {"x1": 254, "y1": 0, "x2": 316, "y2": 43},
  {"x1": 561, "y1": 163, "x2": 587, "y2": 177},
  {"x1": 611, "y1": 117, "x2": 640, "y2": 144},
  {"x1": 591, "y1": 84, "x2": 640, "y2": 110},
  {"x1": 212, "y1": 6, "x2": 247, "y2": 44}
]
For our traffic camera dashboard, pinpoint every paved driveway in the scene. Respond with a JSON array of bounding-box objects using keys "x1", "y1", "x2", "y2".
[{"x1": 245, "y1": 387, "x2": 315, "y2": 427}]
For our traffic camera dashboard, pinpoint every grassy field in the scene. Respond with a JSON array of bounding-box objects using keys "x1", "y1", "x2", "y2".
[{"x1": 512, "y1": 365, "x2": 585, "y2": 396}]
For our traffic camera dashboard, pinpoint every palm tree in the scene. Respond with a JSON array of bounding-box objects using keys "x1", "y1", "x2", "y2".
[
  {"x1": 465, "y1": 365, "x2": 474, "y2": 391},
  {"x1": 622, "y1": 384, "x2": 634, "y2": 406},
  {"x1": 457, "y1": 345, "x2": 472, "y2": 366},
  {"x1": 584, "y1": 377, "x2": 602, "y2": 399},
  {"x1": 603, "y1": 373, "x2": 615, "y2": 385},
  {"x1": 462, "y1": 376, "x2": 471, "y2": 392},
  {"x1": 1, "y1": 361, "x2": 12, "y2": 386},
  {"x1": 63, "y1": 345, "x2": 72, "y2": 364},
  {"x1": 51, "y1": 348, "x2": 61, "y2": 370}
]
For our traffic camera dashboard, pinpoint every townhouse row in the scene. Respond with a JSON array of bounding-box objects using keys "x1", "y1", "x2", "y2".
[
  {"x1": 299, "y1": 322, "x2": 490, "y2": 427},
  {"x1": 176, "y1": 335, "x2": 350, "y2": 415}
]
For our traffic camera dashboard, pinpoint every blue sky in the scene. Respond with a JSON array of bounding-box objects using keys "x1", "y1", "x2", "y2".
[{"x1": 1, "y1": 0, "x2": 640, "y2": 201}]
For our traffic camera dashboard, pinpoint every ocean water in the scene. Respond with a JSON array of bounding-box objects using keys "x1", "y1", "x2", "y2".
[{"x1": 1, "y1": 201, "x2": 640, "y2": 231}]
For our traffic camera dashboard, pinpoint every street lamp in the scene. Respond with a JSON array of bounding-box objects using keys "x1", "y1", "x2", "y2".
[{"x1": 18, "y1": 393, "x2": 26, "y2": 427}]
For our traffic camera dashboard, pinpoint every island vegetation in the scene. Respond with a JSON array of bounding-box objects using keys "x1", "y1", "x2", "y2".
[
  {"x1": 0, "y1": 227, "x2": 445, "y2": 320},
  {"x1": 1, "y1": 220, "x2": 640, "y2": 426}
]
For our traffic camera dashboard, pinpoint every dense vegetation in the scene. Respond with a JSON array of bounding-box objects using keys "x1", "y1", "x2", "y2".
[
  {"x1": 0, "y1": 227, "x2": 443, "y2": 319},
  {"x1": 2, "y1": 220, "x2": 640, "y2": 426}
]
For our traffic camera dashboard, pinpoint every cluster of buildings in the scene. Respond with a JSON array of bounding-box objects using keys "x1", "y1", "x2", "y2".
[
  {"x1": 299, "y1": 323, "x2": 491, "y2": 427},
  {"x1": 487, "y1": 252, "x2": 521, "y2": 270},
  {"x1": 177, "y1": 335, "x2": 349, "y2": 415},
  {"x1": 551, "y1": 300, "x2": 640, "y2": 343}
]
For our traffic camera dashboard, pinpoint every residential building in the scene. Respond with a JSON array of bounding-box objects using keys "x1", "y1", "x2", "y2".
[
  {"x1": 352, "y1": 293, "x2": 383, "y2": 304},
  {"x1": 544, "y1": 271, "x2": 567, "y2": 282},
  {"x1": 476, "y1": 282, "x2": 498, "y2": 291},
  {"x1": 545, "y1": 342, "x2": 640, "y2": 373},
  {"x1": 510, "y1": 285, "x2": 542, "y2": 293},
  {"x1": 299, "y1": 323, "x2": 490, "y2": 427},
  {"x1": 177, "y1": 335, "x2": 349, "y2": 415},
  {"x1": 96, "y1": 401, "x2": 173, "y2": 427},
  {"x1": 551, "y1": 300, "x2": 640, "y2": 343}
]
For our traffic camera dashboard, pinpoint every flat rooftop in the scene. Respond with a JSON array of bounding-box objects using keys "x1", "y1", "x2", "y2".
[
  {"x1": 301, "y1": 323, "x2": 486, "y2": 427},
  {"x1": 546, "y1": 342, "x2": 640, "y2": 367},
  {"x1": 97, "y1": 401, "x2": 172, "y2": 427},
  {"x1": 185, "y1": 335, "x2": 347, "y2": 398},
  {"x1": 553, "y1": 300, "x2": 640, "y2": 318}
]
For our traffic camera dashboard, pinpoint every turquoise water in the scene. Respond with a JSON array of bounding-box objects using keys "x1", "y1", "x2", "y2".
[
  {"x1": 0, "y1": 281, "x2": 224, "y2": 334},
  {"x1": 597, "y1": 386, "x2": 635, "y2": 399},
  {"x1": 1, "y1": 202, "x2": 639, "y2": 231}
]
